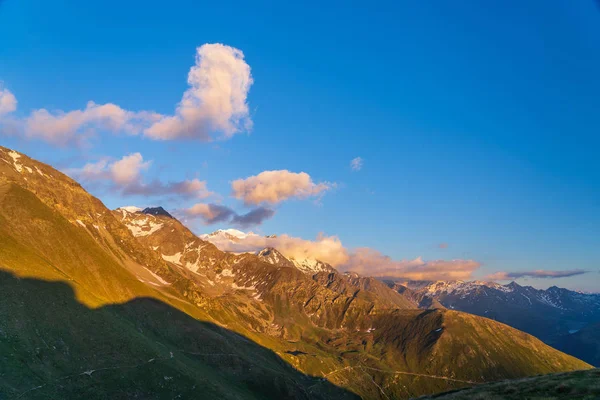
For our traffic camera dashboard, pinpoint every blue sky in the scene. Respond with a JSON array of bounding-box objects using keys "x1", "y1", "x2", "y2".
[{"x1": 1, "y1": 0, "x2": 599, "y2": 291}]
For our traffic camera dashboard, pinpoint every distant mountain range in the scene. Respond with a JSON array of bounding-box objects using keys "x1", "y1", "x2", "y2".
[
  {"x1": 385, "y1": 279, "x2": 600, "y2": 366},
  {"x1": 0, "y1": 145, "x2": 594, "y2": 399}
]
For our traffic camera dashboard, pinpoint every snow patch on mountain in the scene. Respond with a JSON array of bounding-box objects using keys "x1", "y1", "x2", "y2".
[
  {"x1": 408, "y1": 279, "x2": 600, "y2": 314},
  {"x1": 7, "y1": 150, "x2": 23, "y2": 173},
  {"x1": 200, "y1": 229, "x2": 254, "y2": 242},
  {"x1": 290, "y1": 257, "x2": 332, "y2": 274},
  {"x1": 256, "y1": 246, "x2": 333, "y2": 275},
  {"x1": 123, "y1": 216, "x2": 164, "y2": 237},
  {"x1": 143, "y1": 266, "x2": 171, "y2": 285},
  {"x1": 120, "y1": 206, "x2": 143, "y2": 213},
  {"x1": 35, "y1": 166, "x2": 46, "y2": 177},
  {"x1": 203, "y1": 229, "x2": 337, "y2": 275},
  {"x1": 257, "y1": 247, "x2": 286, "y2": 265},
  {"x1": 161, "y1": 252, "x2": 182, "y2": 266}
]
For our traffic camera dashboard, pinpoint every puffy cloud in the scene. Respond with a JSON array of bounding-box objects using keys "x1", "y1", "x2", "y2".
[
  {"x1": 69, "y1": 153, "x2": 212, "y2": 199},
  {"x1": 109, "y1": 153, "x2": 152, "y2": 185},
  {"x1": 487, "y1": 269, "x2": 588, "y2": 280},
  {"x1": 145, "y1": 43, "x2": 253, "y2": 140},
  {"x1": 350, "y1": 156, "x2": 363, "y2": 171},
  {"x1": 0, "y1": 85, "x2": 17, "y2": 116},
  {"x1": 338, "y1": 248, "x2": 481, "y2": 281},
  {"x1": 0, "y1": 43, "x2": 252, "y2": 145},
  {"x1": 76, "y1": 158, "x2": 111, "y2": 181},
  {"x1": 185, "y1": 203, "x2": 274, "y2": 227},
  {"x1": 231, "y1": 170, "x2": 331, "y2": 205}
]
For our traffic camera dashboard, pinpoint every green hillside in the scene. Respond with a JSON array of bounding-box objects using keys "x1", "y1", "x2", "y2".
[
  {"x1": 415, "y1": 369, "x2": 600, "y2": 400},
  {"x1": 0, "y1": 270, "x2": 356, "y2": 400}
]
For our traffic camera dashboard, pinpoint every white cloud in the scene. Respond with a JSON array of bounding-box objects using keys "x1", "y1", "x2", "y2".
[
  {"x1": 231, "y1": 170, "x2": 331, "y2": 205},
  {"x1": 23, "y1": 102, "x2": 153, "y2": 145},
  {"x1": 109, "y1": 153, "x2": 152, "y2": 185},
  {"x1": 350, "y1": 156, "x2": 363, "y2": 171},
  {"x1": 75, "y1": 153, "x2": 150, "y2": 185},
  {"x1": 0, "y1": 44, "x2": 253, "y2": 145},
  {"x1": 0, "y1": 85, "x2": 17, "y2": 116},
  {"x1": 69, "y1": 153, "x2": 212, "y2": 199},
  {"x1": 145, "y1": 43, "x2": 253, "y2": 140}
]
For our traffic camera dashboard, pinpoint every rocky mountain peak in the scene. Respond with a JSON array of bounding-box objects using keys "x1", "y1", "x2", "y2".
[
  {"x1": 142, "y1": 206, "x2": 174, "y2": 219},
  {"x1": 256, "y1": 247, "x2": 295, "y2": 268}
]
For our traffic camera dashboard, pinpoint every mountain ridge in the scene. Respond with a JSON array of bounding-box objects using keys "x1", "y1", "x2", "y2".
[{"x1": 0, "y1": 145, "x2": 592, "y2": 399}]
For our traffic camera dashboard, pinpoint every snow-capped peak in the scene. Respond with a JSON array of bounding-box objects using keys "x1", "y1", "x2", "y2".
[
  {"x1": 118, "y1": 206, "x2": 142, "y2": 213},
  {"x1": 220, "y1": 229, "x2": 250, "y2": 239},
  {"x1": 256, "y1": 247, "x2": 290, "y2": 266},
  {"x1": 418, "y1": 280, "x2": 517, "y2": 297},
  {"x1": 256, "y1": 247, "x2": 333, "y2": 275},
  {"x1": 200, "y1": 228, "x2": 254, "y2": 241},
  {"x1": 289, "y1": 257, "x2": 333, "y2": 275}
]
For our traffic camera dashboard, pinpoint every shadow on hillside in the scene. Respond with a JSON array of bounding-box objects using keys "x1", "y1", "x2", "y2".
[{"x1": 0, "y1": 269, "x2": 359, "y2": 400}]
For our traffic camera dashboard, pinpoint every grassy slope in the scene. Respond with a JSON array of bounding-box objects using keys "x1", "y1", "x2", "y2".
[
  {"x1": 0, "y1": 183, "x2": 152, "y2": 306},
  {"x1": 0, "y1": 270, "x2": 356, "y2": 400},
  {"x1": 415, "y1": 369, "x2": 600, "y2": 400},
  {"x1": 309, "y1": 309, "x2": 591, "y2": 399},
  {"x1": 0, "y1": 175, "x2": 355, "y2": 399}
]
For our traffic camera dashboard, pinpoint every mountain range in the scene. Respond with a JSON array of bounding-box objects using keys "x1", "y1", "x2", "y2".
[
  {"x1": 385, "y1": 279, "x2": 600, "y2": 366},
  {"x1": 0, "y1": 145, "x2": 594, "y2": 399}
]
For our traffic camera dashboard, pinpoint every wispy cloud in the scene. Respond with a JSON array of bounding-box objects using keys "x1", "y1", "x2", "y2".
[
  {"x1": 339, "y1": 248, "x2": 481, "y2": 281},
  {"x1": 350, "y1": 156, "x2": 363, "y2": 171},
  {"x1": 438, "y1": 243, "x2": 449, "y2": 249},
  {"x1": 67, "y1": 153, "x2": 213, "y2": 199},
  {"x1": 487, "y1": 269, "x2": 589, "y2": 280},
  {"x1": 0, "y1": 44, "x2": 253, "y2": 145},
  {"x1": 186, "y1": 203, "x2": 236, "y2": 224},
  {"x1": 0, "y1": 84, "x2": 17, "y2": 116},
  {"x1": 231, "y1": 207, "x2": 276, "y2": 228},
  {"x1": 203, "y1": 229, "x2": 481, "y2": 281},
  {"x1": 231, "y1": 170, "x2": 331, "y2": 205},
  {"x1": 185, "y1": 203, "x2": 275, "y2": 228},
  {"x1": 121, "y1": 179, "x2": 213, "y2": 198}
]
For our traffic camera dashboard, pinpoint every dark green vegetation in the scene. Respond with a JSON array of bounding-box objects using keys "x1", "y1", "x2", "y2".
[
  {"x1": 0, "y1": 270, "x2": 355, "y2": 399},
  {"x1": 415, "y1": 369, "x2": 600, "y2": 400},
  {"x1": 0, "y1": 146, "x2": 593, "y2": 399}
]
